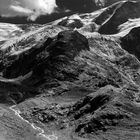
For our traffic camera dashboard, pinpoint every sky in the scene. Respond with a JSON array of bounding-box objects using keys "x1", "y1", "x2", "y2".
[
  {"x1": 0, "y1": 0, "x2": 58, "y2": 20},
  {"x1": 0, "y1": 0, "x2": 106, "y2": 23}
]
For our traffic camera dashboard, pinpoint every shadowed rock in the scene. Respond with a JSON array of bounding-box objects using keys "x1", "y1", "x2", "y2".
[
  {"x1": 2, "y1": 30, "x2": 89, "y2": 79},
  {"x1": 121, "y1": 26, "x2": 140, "y2": 60},
  {"x1": 98, "y1": 1, "x2": 140, "y2": 34}
]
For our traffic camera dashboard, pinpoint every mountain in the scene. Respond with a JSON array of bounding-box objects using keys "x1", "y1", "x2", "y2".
[
  {"x1": 1, "y1": 0, "x2": 140, "y2": 140},
  {"x1": 98, "y1": 0, "x2": 140, "y2": 34},
  {"x1": 121, "y1": 26, "x2": 140, "y2": 60}
]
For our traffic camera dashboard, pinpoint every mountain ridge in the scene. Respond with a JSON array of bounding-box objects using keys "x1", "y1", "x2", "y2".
[{"x1": 1, "y1": 0, "x2": 140, "y2": 140}]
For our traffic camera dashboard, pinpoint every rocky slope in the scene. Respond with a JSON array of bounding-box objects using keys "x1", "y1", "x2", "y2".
[{"x1": 1, "y1": 0, "x2": 140, "y2": 140}]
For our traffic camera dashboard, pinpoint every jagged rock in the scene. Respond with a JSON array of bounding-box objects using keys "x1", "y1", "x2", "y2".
[
  {"x1": 80, "y1": 23, "x2": 98, "y2": 32},
  {"x1": 47, "y1": 30, "x2": 89, "y2": 59},
  {"x1": 2, "y1": 30, "x2": 89, "y2": 79},
  {"x1": 58, "y1": 18, "x2": 84, "y2": 29}
]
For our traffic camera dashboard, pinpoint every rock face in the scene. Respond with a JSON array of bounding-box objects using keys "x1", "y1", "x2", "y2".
[
  {"x1": 15, "y1": 28, "x2": 140, "y2": 140},
  {"x1": 2, "y1": 30, "x2": 89, "y2": 78},
  {"x1": 58, "y1": 18, "x2": 84, "y2": 29},
  {"x1": 0, "y1": 29, "x2": 89, "y2": 103},
  {"x1": 1, "y1": 1, "x2": 140, "y2": 140},
  {"x1": 1, "y1": 22, "x2": 140, "y2": 139}
]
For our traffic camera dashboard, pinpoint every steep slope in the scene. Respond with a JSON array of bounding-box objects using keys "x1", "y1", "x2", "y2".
[
  {"x1": 1, "y1": 1, "x2": 140, "y2": 139},
  {"x1": 120, "y1": 26, "x2": 140, "y2": 60},
  {"x1": 0, "y1": 23, "x2": 140, "y2": 139},
  {"x1": 0, "y1": 24, "x2": 67, "y2": 104},
  {"x1": 98, "y1": 0, "x2": 140, "y2": 34},
  {"x1": 94, "y1": 1, "x2": 125, "y2": 25},
  {"x1": 14, "y1": 31, "x2": 140, "y2": 140}
]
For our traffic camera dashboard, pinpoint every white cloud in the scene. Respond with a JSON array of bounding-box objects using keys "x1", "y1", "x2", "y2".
[
  {"x1": 33, "y1": 0, "x2": 57, "y2": 14},
  {"x1": 9, "y1": 0, "x2": 58, "y2": 20},
  {"x1": 10, "y1": 5, "x2": 33, "y2": 14}
]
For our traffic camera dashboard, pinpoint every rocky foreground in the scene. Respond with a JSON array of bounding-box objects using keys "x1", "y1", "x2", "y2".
[{"x1": 1, "y1": 0, "x2": 140, "y2": 140}]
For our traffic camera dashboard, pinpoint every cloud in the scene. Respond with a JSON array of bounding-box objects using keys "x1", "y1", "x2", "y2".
[
  {"x1": 34, "y1": 0, "x2": 57, "y2": 14},
  {"x1": 95, "y1": 0, "x2": 106, "y2": 7},
  {"x1": 8, "y1": 0, "x2": 58, "y2": 20},
  {"x1": 10, "y1": 5, "x2": 33, "y2": 14},
  {"x1": 28, "y1": 0, "x2": 58, "y2": 20}
]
